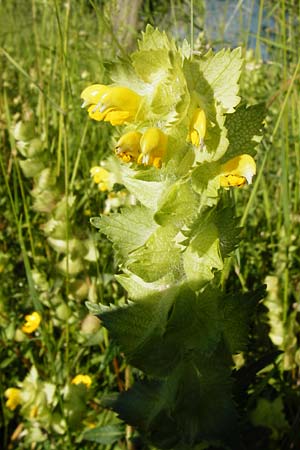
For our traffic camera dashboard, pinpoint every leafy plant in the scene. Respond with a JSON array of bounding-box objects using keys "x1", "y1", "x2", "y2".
[{"x1": 83, "y1": 25, "x2": 266, "y2": 449}]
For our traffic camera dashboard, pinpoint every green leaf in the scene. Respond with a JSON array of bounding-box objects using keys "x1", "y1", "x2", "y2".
[
  {"x1": 122, "y1": 170, "x2": 164, "y2": 210},
  {"x1": 83, "y1": 424, "x2": 124, "y2": 444},
  {"x1": 116, "y1": 271, "x2": 177, "y2": 301},
  {"x1": 183, "y1": 219, "x2": 223, "y2": 290},
  {"x1": 222, "y1": 103, "x2": 266, "y2": 162},
  {"x1": 250, "y1": 397, "x2": 288, "y2": 439},
  {"x1": 96, "y1": 206, "x2": 158, "y2": 260},
  {"x1": 132, "y1": 48, "x2": 172, "y2": 84},
  {"x1": 191, "y1": 162, "x2": 221, "y2": 207},
  {"x1": 165, "y1": 286, "x2": 221, "y2": 354},
  {"x1": 154, "y1": 180, "x2": 198, "y2": 228},
  {"x1": 128, "y1": 224, "x2": 182, "y2": 282},
  {"x1": 105, "y1": 378, "x2": 180, "y2": 449},
  {"x1": 100, "y1": 287, "x2": 179, "y2": 376},
  {"x1": 214, "y1": 207, "x2": 241, "y2": 258},
  {"x1": 220, "y1": 287, "x2": 265, "y2": 353},
  {"x1": 199, "y1": 48, "x2": 243, "y2": 112},
  {"x1": 184, "y1": 59, "x2": 230, "y2": 162},
  {"x1": 137, "y1": 25, "x2": 176, "y2": 53},
  {"x1": 109, "y1": 359, "x2": 238, "y2": 449}
]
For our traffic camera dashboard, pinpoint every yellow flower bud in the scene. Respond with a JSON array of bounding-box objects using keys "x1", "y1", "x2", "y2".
[
  {"x1": 81, "y1": 84, "x2": 141, "y2": 125},
  {"x1": 137, "y1": 128, "x2": 168, "y2": 168},
  {"x1": 5, "y1": 387, "x2": 21, "y2": 411},
  {"x1": 115, "y1": 131, "x2": 142, "y2": 163},
  {"x1": 21, "y1": 311, "x2": 41, "y2": 334},
  {"x1": 220, "y1": 154, "x2": 256, "y2": 187},
  {"x1": 71, "y1": 374, "x2": 92, "y2": 389},
  {"x1": 187, "y1": 108, "x2": 206, "y2": 147}
]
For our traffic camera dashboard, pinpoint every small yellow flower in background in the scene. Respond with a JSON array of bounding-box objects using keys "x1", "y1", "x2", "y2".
[
  {"x1": 90, "y1": 166, "x2": 112, "y2": 191},
  {"x1": 71, "y1": 374, "x2": 92, "y2": 389},
  {"x1": 137, "y1": 128, "x2": 168, "y2": 168},
  {"x1": 22, "y1": 311, "x2": 41, "y2": 334},
  {"x1": 5, "y1": 387, "x2": 21, "y2": 411},
  {"x1": 220, "y1": 154, "x2": 256, "y2": 187},
  {"x1": 187, "y1": 108, "x2": 207, "y2": 147},
  {"x1": 81, "y1": 84, "x2": 141, "y2": 126},
  {"x1": 115, "y1": 130, "x2": 142, "y2": 163}
]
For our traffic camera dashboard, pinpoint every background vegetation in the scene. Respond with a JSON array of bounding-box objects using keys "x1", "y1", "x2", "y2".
[{"x1": 0, "y1": 0, "x2": 299, "y2": 449}]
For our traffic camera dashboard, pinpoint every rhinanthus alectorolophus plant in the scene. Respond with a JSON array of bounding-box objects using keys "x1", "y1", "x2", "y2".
[{"x1": 82, "y1": 26, "x2": 266, "y2": 449}]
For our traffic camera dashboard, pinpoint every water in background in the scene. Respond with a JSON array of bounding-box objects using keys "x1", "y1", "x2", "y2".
[{"x1": 204, "y1": 0, "x2": 275, "y2": 59}]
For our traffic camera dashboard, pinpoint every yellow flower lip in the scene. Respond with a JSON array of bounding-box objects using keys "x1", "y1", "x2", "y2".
[
  {"x1": 137, "y1": 127, "x2": 168, "y2": 168},
  {"x1": 115, "y1": 130, "x2": 142, "y2": 163},
  {"x1": 187, "y1": 108, "x2": 206, "y2": 147},
  {"x1": 5, "y1": 387, "x2": 21, "y2": 411},
  {"x1": 21, "y1": 311, "x2": 42, "y2": 334},
  {"x1": 220, "y1": 154, "x2": 256, "y2": 187},
  {"x1": 71, "y1": 374, "x2": 92, "y2": 389},
  {"x1": 81, "y1": 84, "x2": 142, "y2": 126}
]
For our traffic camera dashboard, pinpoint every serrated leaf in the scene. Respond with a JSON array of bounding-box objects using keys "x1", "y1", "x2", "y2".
[
  {"x1": 184, "y1": 61, "x2": 229, "y2": 161},
  {"x1": 109, "y1": 359, "x2": 238, "y2": 449},
  {"x1": 116, "y1": 271, "x2": 177, "y2": 301},
  {"x1": 132, "y1": 48, "x2": 172, "y2": 84},
  {"x1": 122, "y1": 171, "x2": 164, "y2": 210},
  {"x1": 154, "y1": 180, "x2": 198, "y2": 228},
  {"x1": 128, "y1": 224, "x2": 182, "y2": 282},
  {"x1": 96, "y1": 206, "x2": 158, "y2": 260},
  {"x1": 83, "y1": 424, "x2": 124, "y2": 444},
  {"x1": 250, "y1": 397, "x2": 288, "y2": 438},
  {"x1": 220, "y1": 286, "x2": 265, "y2": 353},
  {"x1": 191, "y1": 162, "x2": 221, "y2": 207},
  {"x1": 214, "y1": 207, "x2": 241, "y2": 257},
  {"x1": 199, "y1": 48, "x2": 243, "y2": 112},
  {"x1": 100, "y1": 287, "x2": 179, "y2": 376},
  {"x1": 183, "y1": 220, "x2": 223, "y2": 290},
  {"x1": 222, "y1": 103, "x2": 266, "y2": 162},
  {"x1": 137, "y1": 25, "x2": 176, "y2": 53},
  {"x1": 107, "y1": 377, "x2": 180, "y2": 449},
  {"x1": 165, "y1": 286, "x2": 221, "y2": 354}
]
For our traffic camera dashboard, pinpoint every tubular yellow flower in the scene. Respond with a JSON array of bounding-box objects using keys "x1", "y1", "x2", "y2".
[
  {"x1": 187, "y1": 108, "x2": 207, "y2": 147},
  {"x1": 71, "y1": 374, "x2": 92, "y2": 389},
  {"x1": 115, "y1": 131, "x2": 142, "y2": 163},
  {"x1": 81, "y1": 84, "x2": 141, "y2": 126},
  {"x1": 90, "y1": 166, "x2": 112, "y2": 191},
  {"x1": 5, "y1": 388, "x2": 21, "y2": 411},
  {"x1": 137, "y1": 128, "x2": 168, "y2": 168},
  {"x1": 220, "y1": 154, "x2": 256, "y2": 187},
  {"x1": 21, "y1": 311, "x2": 41, "y2": 334}
]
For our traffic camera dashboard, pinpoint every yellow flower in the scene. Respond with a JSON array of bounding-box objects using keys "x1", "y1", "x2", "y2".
[
  {"x1": 220, "y1": 154, "x2": 256, "y2": 187},
  {"x1": 81, "y1": 84, "x2": 141, "y2": 126},
  {"x1": 137, "y1": 128, "x2": 168, "y2": 168},
  {"x1": 5, "y1": 388, "x2": 21, "y2": 411},
  {"x1": 71, "y1": 374, "x2": 92, "y2": 389},
  {"x1": 90, "y1": 166, "x2": 112, "y2": 191},
  {"x1": 21, "y1": 311, "x2": 41, "y2": 334},
  {"x1": 187, "y1": 108, "x2": 206, "y2": 147},
  {"x1": 115, "y1": 131, "x2": 142, "y2": 163}
]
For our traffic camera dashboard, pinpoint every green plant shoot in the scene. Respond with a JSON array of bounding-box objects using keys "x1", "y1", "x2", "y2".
[{"x1": 83, "y1": 26, "x2": 266, "y2": 449}]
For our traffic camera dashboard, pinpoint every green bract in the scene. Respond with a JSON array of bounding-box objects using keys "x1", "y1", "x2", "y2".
[{"x1": 86, "y1": 25, "x2": 265, "y2": 449}]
